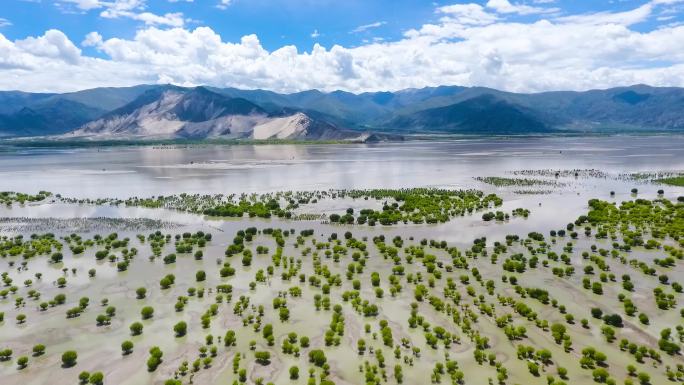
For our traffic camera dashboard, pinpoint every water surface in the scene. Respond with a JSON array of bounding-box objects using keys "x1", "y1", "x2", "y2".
[{"x1": 1, "y1": 136, "x2": 683, "y2": 198}]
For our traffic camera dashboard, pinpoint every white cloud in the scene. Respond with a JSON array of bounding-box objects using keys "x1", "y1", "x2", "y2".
[
  {"x1": 102, "y1": 10, "x2": 185, "y2": 27},
  {"x1": 437, "y1": 4, "x2": 499, "y2": 26},
  {"x1": 15, "y1": 29, "x2": 82, "y2": 65},
  {"x1": 311, "y1": 29, "x2": 320, "y2": 38},
  {"x1": 556, "y1": 3, "x2": 654, "y2": 26},
  {"x1": 56, "y1": 0, "x2": 185, "y2": 27},
  {"x1": 351, "y1": 21, "x2": 387, "y2": 34},
  {"x1": 0, "y1": 18, "x2": 12, "y2": 28},
  {"x1": 216, "y1": 0, "x2": 232, "y2": 10},
  {"x1": 403, "y1": 3, "x2": 499, "y2": 40},
  {"x1": 2, "y1": 1, "x2": 684, "y2": 93},
  {"x1": 59, "y1": 0, "x2": 103, "y2": 11},
  {"x1": 82, "y1": 31, "x2": 104, "y2": 47},
  {"x1": 652, "y1": 0, "x2": 684, "y2": 4},
  {"x1": 486, "y1": 0, "x2": 559, "y2": 15}
]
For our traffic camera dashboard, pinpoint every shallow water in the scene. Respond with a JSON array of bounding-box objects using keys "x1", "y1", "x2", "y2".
[
  {"x1": 1, "y1": 136, "x2": 683, "y2": 198},
  {"x1": 2, "y1": 136, "x2": 684, "y2": 248}
]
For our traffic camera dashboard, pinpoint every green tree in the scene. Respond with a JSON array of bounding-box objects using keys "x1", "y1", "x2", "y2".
[
  {"x1": 147, "y1": 347, "x2": 163, "y2": 371},
  {"x1": 121, "y1": 340, "x2": 134, "y2": 355},
  {"x1": 130, "y1": 321, "x2": 143, "y2": 335},
  {"x1": 289, "y1": 365, "x2": 299, "y2": 380},
  {"x1": 78, "y1": 371, "x2": 90, "y2": 384},
  {"x1": 141, "y1": 306, "x2": 154, "y2": 319},
  {"x1": 308, "y1": 349, "x2": 327, "y2": 367},
  {"x1": 32, "y1": 344, "x2": 46, "y2": 356},
  {"x1": 592, "y1": 368, "x2": 609, "y2": 383},
  {"x1": 17, "y1": 356, "x2": 28, "y2": 369},
  {"x1": 255, "y1": 351, "x2": 271, "y2": 365},
  {"x1": 196, "y1": 270, "x2": 206, "y2": 282},
  {"x1": 89, "y1": 372, "x2": 104, "y2": 385},
  {"x1": 224, "y1": 330, "x2": 237, "y2": 346},
  {"x1": 61, "y1": 350, "x2": 78, "y2": 367},
  {"x1": 394, "y1": 364, "x2": 403, "y2": 383},
  {"x1": 174, "y1": 321, "x2": 188, "y2": 337}
]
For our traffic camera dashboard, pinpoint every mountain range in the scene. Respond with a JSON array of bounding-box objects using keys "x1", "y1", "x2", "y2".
[{"x1": 1, "y1": 83, "x2": 684, "y2": 140}]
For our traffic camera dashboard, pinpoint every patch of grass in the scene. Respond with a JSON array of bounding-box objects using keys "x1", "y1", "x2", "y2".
[
  {"x1": 327, "y1": 189, "x2": 503, "y2": 225},
  {"x1": 656, "y1": 177, "x2": 684, "y2": 187},
  {"x1": 475, "y1": 176, "x2": 561, "y2": 187},
  {"x1": 60, "y1": 188, "x2": 503, "y2": 226},
  {"x1": 0, "y1": 191, "x2": 52, "y2": 205},
  {"x1": 513, "y1": 190, "x2": 553, "y2": 195}
]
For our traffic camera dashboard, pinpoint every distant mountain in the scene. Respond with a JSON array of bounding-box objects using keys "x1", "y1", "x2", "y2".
[
  {"x1": 0, "y1": 85, "x2": 158, "y2": 137},
  {"x1": 69, "y1": 86, "x2": 371, "y2": 141},
  {"x1": 1, "y1": 83, "x2": 684, "y2": 139},
  {"x1": 211, "y1": 87, "x2": 392, "y2": 126},
  {"x1": 200, "y1": 84, "x2": 684, "y2": 133},
  {"x1": 387, "y1": 94, "x2": 551, "y2": 134},
  {"x1": 49, "y1": 84, "x2": 158, "y2": 112},
  {"x1": 0, "y1": 91, "x2": 56, "y2": 115},
  {"x1": 525, "y1": 85, "x2": 684, "y2": 130},
  {"x1": 0, "y1": 99, "x2": 105, "y2": 137}
]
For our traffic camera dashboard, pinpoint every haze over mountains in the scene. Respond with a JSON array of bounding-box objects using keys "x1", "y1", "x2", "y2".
[{"x1": 1, "y1": 84, "x2": 683, "y2": 140}]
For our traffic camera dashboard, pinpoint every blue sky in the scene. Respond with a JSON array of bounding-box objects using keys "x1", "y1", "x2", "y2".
[
  {"x1": 2, "y1": 0, "x2": 439, "y2": 53},
  {"x1": 2, "y1": 1, "x2": 678, "y2": 51},
  {"x1": 0, "y1": 0, "x2": 683, "y2": 92}
]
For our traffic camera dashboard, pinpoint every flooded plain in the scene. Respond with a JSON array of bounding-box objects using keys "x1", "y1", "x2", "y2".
[{"x1": 1, "y1": 136, "x2": 683, "y2": 385}]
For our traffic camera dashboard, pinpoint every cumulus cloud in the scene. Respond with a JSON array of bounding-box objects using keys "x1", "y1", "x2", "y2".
[
  {"x1": 81, "y1": 31, "x2": 104, "y2": 47},
  {"x1": 1, "y1": 1, "x2": 684, "y2": 93},
  {"x1": 15, "y1": 29, "x2": 82, "y2": 65}
]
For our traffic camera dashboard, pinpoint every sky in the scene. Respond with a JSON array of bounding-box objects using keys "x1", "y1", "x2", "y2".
[{"x1": 0, "y1": 0, "x2": 683, "y2": 93}]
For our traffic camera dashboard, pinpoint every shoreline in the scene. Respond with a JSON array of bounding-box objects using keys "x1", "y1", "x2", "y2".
[{"x1": 1, "y1": 131, "x2": 684, "y2": 149}]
